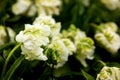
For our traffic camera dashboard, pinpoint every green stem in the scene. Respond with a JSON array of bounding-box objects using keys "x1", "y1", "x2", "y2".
[
  {"x1": 98, "y1": 60, "x2": 106, "y2": 67},
  {"x1": 90, "y1": 23, "x2": 103, "y2": 32},
  {"x1": 1, "y1": 43, "x2": 22, "y2": 79},
  {"x1": 4, "y1": 55, "x2": 24, "y2": 80}
]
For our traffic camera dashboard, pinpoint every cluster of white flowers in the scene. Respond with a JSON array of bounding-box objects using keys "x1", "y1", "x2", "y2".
[
  {"x1": 94, "y1": 22, "x2": 120, "y2": 54},
  {"x1": 0, "y1": 25, "x2": 15, "y2": 46},
  {"x1": 12, "y1": 0, "x2": 61, "y2": 16},
  {"x1": 16, "y1": 15, "x2": 95, "y2": 68},
  {"x1": 15, "y1": 14, "x2": 77, "y2": 68},
  {"x1": 101, "y1": 0, "x2": 120, "y2": 10},
  {"x1": 96, "y1": 66, "x2": 120, "y2": 80},
  {"x1": 62, "y1": 24, "x2": 95, "y2": 67},
  {"x1": 15, "y1": 14, "x2": 62, "y2": 62}
]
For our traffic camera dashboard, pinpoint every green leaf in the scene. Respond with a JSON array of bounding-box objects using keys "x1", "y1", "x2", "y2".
[
  {"x1": 0, "y1": 56, "x2": 4, "y2": 66},
  {"x1": 3, "y1": 55, "x2": 24, "y2": 80},
  {"x1": 81, "y1": 70, "x2": 95, "y2": 80}
]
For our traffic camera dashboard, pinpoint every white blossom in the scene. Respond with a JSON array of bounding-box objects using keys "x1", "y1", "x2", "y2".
[
  {"x1": 96, "y1": 22, "x2": 118, "y2": 33},
  {"x1": 48, "y1": 38, "x2": 70, "y2": 68},
  {"x1": 95, "y1": 30, "x2": 120, "y2": 54},
  {"x1": 33, "y1": 15, "x2": 61, "y2": 39},
  {"x1": 35, "y1": 0, "x2": 61, "y2": 15},
  {"x1": 12, "y1": 0, "x2": 61, "y2": 16},
  {"x1": 16, "y1": 24, "x2": 50, "y2": 45},
  {"x1": 101, "y1": 0, "x2": 120, "y2": 10},
  {"x1": 103, "y1": 22, "x2": 118, "y2": 32},
  {"x1": 62, "y1": 24, "x2": 95, "y2": 67},
  {"x1": 21, "y1": 44, "x2": 47, "y2": 60},
  {"x1": 75, "y1": 38, "x2": 95, "y2": 67},
  {"x1": 33, "y1": 15, "x2": 56, "y2": 26},
  {"x1": 16, "y1": 24, "x2": 50, "y2": 61},
  {"x1": 96, "y1": 66, "x2": 120, "y2": 80},
  {"x1": 0, "y1": 25, "x2": 15, "y2": 46},
  {"x1": 12, "y1": 0, "x2": 32, "y2": 15},
  {"x1": 62, "y1": 24, "x2": 86, "y2": 41}
]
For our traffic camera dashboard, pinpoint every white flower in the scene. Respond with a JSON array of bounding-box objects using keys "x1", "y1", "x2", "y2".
[
  {"x1": 75, "y1": 38, "x2": 95, "y2": 67},
  {"x1": 33, "y1": 15, "x2": 55, "y2": 26},
  {"x1": 16, "y1": 24, "x2": 50, "y2": 46},
  {"x1": 33, "y1": 15, "x2": 61, "y2": 39},
  {"x1": 49, "y1": 39, "x2": 69, "y2": 61},
  {"x1": 48, "y1": 38, "x2": 70, "y2": 68},
  {"x1": 62, "y1": 24, "x2": 86, "y2": 41},
  {"x1": 12, "y1": 0, "x2": 61, "y2": 16},
  {"x1": 94, "y1": 30, "x2": 120, "y2": 54},
  {"x1": 101, "y1": 0, "x2": 120, "y2": 10},
  {"x1": 0, "y1": 25, "x2": 15, "y2": 46},
  {"x1": 12, "y1": 0, "x2": 32, "y2": 15},
  {"x1": 62, "y1": 24, "x2": 95, "y2": 67},
  {"x1": 21, "y1": 43, "x2": 47, "y2": 60},
  {"x1": 35, "y1": 0, "x2": 61, "y2": 15},
  {"x1": 16, "y1": 24, "x2": 50, "y2": 61},
  {"x1": 96, "y1": 66, "x2": 120, "y2": 80},
  {"x1": 103, "y1": 22, "x2": 118, "y2": 32}
]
